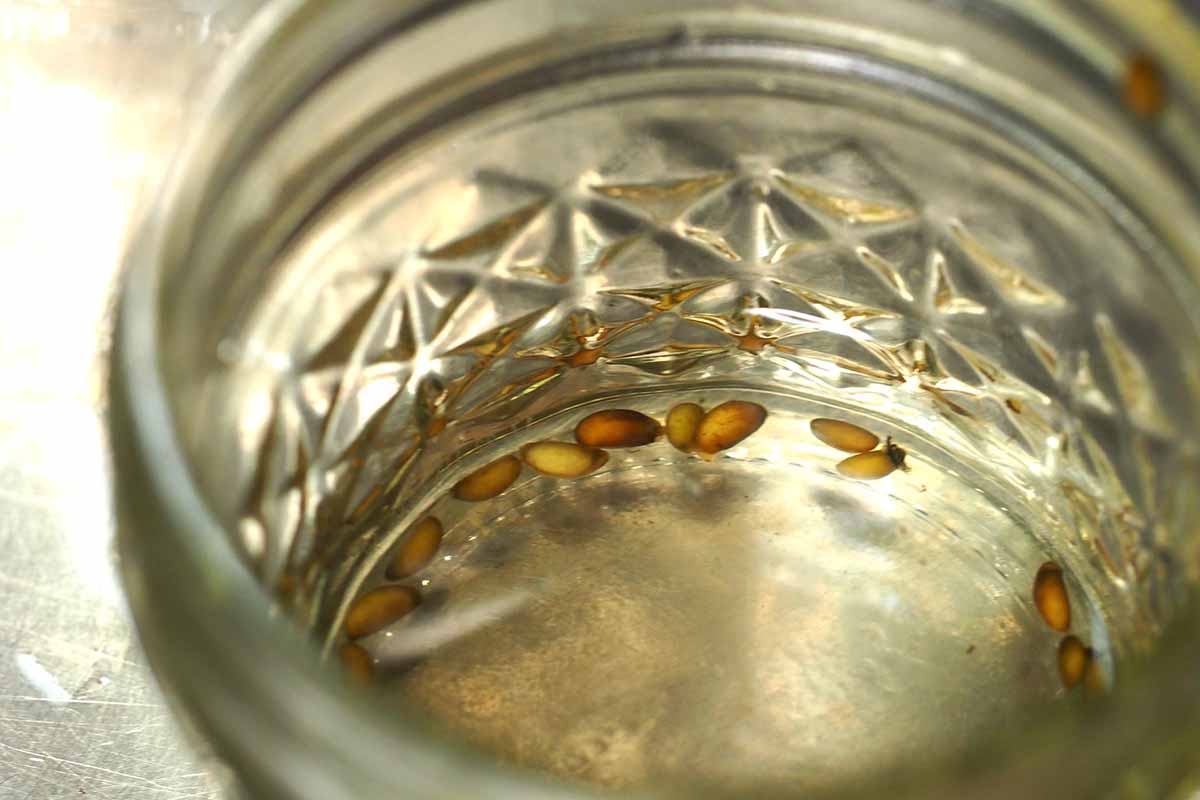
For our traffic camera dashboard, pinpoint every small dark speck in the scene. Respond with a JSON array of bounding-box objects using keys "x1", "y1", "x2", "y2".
[
  {"x1": 966, "y1": 644, "x2": 976, "y2": 655},
  {"x1": 663, "y1": 27, "x2": 690, "y2": 48}
]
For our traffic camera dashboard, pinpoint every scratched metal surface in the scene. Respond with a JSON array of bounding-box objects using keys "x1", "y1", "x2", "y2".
[{"x1": 0, "y1": 1, "x2": 255, "y2": 797}]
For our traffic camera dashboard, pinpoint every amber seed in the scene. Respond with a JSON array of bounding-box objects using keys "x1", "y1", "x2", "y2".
[
  {"x1": 386, "y1": 516, "x2": 444, "y2": 579},
  {"x1": 1057, "y1": 635, "x2": 1088, "y2": 689},
  {"x1": 836, "y1": 450, "x2": 896, "y2": 480},
  {"x1": 451, "y1": 455, "x2": 522, "y2": 502},
  {"x1": 666, "y1": 403, "x2": 704, "y2": 452},
  {"x1": 340, "y1": 643, "x2": 374, "y2": 684},
  {"x1": 1083, "y1": 649, "x2": 1106, "y2": 695},
  {"x1": 574, "y1": 409, "x2": 662, "y2": 449},
  {"x1": 836, "y1": 439, "x2": 907, "y2": 480},
  {"x1": 520, "y1": 441, "x2": 609, "y2": 478},
  {"x1": 1122, "y1": 53, "x2": 1166, "y2": 119},
  {"x1": 345, "y1": 585, "x2": 421, "y2": 639},
  {"x1": 810, "y1": 418, "x2": 880, "y2": 453},
  {"x1": 1033, "y1": 561, "x2": 1071, "y2": 632},
  {"x1": 693, "y1": 401, "x2": 768, "y2": 455}
]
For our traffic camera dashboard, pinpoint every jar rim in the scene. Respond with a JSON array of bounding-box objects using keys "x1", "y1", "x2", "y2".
[{"x1": 111, "y1": 1, "x2": 1200, "y2": 797}]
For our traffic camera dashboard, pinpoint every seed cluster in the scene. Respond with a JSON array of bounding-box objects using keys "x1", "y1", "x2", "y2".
[
  {"x1": 809, "y1": 417, "x2": 1109, "y2": 695},
  {"x1": 338, "y1": 400, "x2": 770, "y2": 680},
  {"x1": 339, "y1": 404, "x2": 1109, "y2": 698},
  {"x1": 1034, "y1": 560, "x2": 1107, "y2": 696},
  {"x1": 809, "y1": 418, "x2": 907, "y2": 480}
]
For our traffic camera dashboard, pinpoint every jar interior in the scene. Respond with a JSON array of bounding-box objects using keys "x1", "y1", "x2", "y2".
[{"x1": 156, "y1": 3, "x2": 1200, "y2": 796}]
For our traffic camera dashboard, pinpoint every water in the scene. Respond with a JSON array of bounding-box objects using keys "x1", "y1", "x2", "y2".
[{"x1": 347, "y1": 389, "x2": 1108, "y2": 794}]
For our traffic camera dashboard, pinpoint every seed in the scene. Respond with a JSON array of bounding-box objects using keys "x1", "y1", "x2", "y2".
[
  {"x1": 666, "y1": 403, "x2": 704, "y2": 452},
  {"x1": 452, "y1": 455, "x2": 522, "y2": 501},
  {"x1": 693, "y1": 401, "x2": 767, "y2": 455},
  {"x1": 345, "y1": 585, "x2": 421, "y2": 639},
  {"x1": 836, "y1": 438, "x2": 907, "y2": 480},
  {"x1": 340, "y1": 643, "x2": 374, "y2": 684},
  {"x1": 574, "y1": 409, "x2": 662, "y2": 448},
  {"x1": 810, "y1": 418, "x2": 880, "y2": 453},
  {"x1": 1083, "y1": 650, "x2": 1106, "y2": 695},
  {"x1": 386, "y1": 516, "x2": 443, "y2": 579},
  {"x1": 1033, "y1": 561, "x2": 1071, "y2": 632},
  {"x1": 521, "y1": 441, "x2": 609, "y2": 478},
  {"x1": 1122, "y1": 53, "x2": 1165, "y2": 119},
  {"x1": 837, "y1": 451, "x2": 895, "y2": 480},
  {"x1": 1057, "y1": 635, "x2": 1088, "y2": 689}
]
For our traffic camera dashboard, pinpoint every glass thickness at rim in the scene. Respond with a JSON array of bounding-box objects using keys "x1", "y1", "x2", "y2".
[{"x1": 111, "y1": 1, "x2": 1200, "y2": 798}]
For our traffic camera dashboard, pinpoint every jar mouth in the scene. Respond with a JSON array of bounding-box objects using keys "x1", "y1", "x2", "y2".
[{"x1": 113, "y1": 1, "x2": 1200, "y2": 798}]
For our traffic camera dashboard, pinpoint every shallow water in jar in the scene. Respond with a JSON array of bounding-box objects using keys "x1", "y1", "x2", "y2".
[
  {"x1": 349, "y1": 390, "x2": 1110, "y2": 792},
  {"x1": 194, "y1": 44, "x2": 1200, "y2": 798}
]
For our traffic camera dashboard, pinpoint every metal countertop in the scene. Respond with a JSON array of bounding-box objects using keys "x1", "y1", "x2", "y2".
[{"x1": 0, "y1": 2, "x2": 255, "y2": 796}]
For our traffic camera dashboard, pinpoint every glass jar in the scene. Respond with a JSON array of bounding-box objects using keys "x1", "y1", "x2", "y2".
[{"x1": 112, "y1": 1, "x2": 1200, "y2": 798}]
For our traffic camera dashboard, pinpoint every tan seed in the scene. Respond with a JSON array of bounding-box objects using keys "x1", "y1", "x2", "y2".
[
  {"x1": 387, "y1": 516, "x2": 443, "y2": 579},
  {"x1": 810, "y1": 418, "x2": 880, "y2": 453},
  {"x1": 1122, "y1": 53, "x2": 1165, "y2": 119},
  {"x1": 345, "y1": 585, "x2": 421, "y2": 639},
  {"x1": 693, "y1": 401, "x2": 767, "y2": 455},
  {"x1": 837, "y1": 451, "x2": 895, "y2": 480},
  {"x1": 340, "y1": 643, "x2": 374, "y2": 684},
  {"x1": 574, "y1": 409, "x2": 662, "y2": 448},
  {"x1": 666, "y1": 403, "x2": 704, "y2": 452},
  {"x1": 1033, "y1": 561, "x2": 1071, "y2": 632},
  {"x1": 1057, "y1": 635, "x2": 1088, "y2": 689},
  {"x1": 452, "y1": 455, "x2": 522, "y2": 501},
  {"x1": 521, "y1": 441, "x2": 608, "y2": 478},
  {"x1": 836, "y1": 439, "x2": 907, "y2": 480}
]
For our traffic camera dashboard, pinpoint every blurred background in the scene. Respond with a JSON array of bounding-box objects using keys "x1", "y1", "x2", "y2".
[{"x1": 0, "y1": 1, "x2": 257, "y2": 797}]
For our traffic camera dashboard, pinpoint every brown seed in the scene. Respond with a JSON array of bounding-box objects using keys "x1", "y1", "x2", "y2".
[
  {"x1": 1033, "y1": 561, "x2": 1071, "y2": 632},
  {"x1": 836, "y1": 438, "x2": 907, "y2": 480},
  {"x1": 345, "y1": 585, "x2": 421, "y2": 639},
  {"x1": 520, "y1": 441, "x2": 608, "y2": 478},
  {"x1": 666, "y1": 403, "x2": 704, "y2": 452},
  {"x1": 452, "y1": 455, "x2": 522, "y2": 501},
  {"x1": 810, "y1": 418, "x2": 880, "y2": 453},
  {"x1": 386, "y1": 516, "x2": 443, "y2": 579},
  {"x1": 574, "y1": 409, "x2": 662, "y2": 448},
  {"x1": 1122, "y1": 53, "x2": 1166, "y2": 119},
  {"x1": 693, "y1": 401, "x2": 767, "y2": 455},
  {"x1": 340, "y1": 643, "x2": 374, "y2": 684},
  {"x1": 1083, "y1": 650, "x2": 1106, "y2": 695},
  {"x1": 1057, "y1": 635, "x2": 1088, "y2": 689}
]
